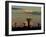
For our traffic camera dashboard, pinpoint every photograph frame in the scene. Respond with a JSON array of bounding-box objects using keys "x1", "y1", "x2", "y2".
[{"x1": 5, "y1": 1, "x2": 45, "y2": 36}]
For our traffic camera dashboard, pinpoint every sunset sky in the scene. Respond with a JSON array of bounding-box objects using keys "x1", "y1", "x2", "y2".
[
  {"x1": 12, "y1": 6, "x2": 41, "y2": 12},
  {"x1": 12, "y1": 6, "x2": 41, "y2": 27}
]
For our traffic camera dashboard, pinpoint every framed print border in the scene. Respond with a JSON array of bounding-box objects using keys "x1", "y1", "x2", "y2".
[{"x1": 5, "y1": 1, "x2": 45, "y2": 36}]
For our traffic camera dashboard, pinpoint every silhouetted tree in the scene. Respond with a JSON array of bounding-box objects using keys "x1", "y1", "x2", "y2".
[
  {"x1": 23, "y1": 23, "x2": 26, "y2": 26},
  {"x1": 26, "y1": 18, "x2": 32, "y2": 28},
  {"x1": 14, "y1": 22, "x2": 17, "y2": 27}
]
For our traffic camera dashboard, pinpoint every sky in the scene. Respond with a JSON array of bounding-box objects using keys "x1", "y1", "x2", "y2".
[
  {"x1": 12, "y1": 6, "x2": 41, "y2": 12},
  {"x1": 12, "y1": 5, "x2": 41, "y2": 26}
]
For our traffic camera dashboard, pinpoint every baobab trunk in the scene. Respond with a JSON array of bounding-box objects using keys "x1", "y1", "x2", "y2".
[{"x1": 26, "y1": 18, "x2": 32, "y2": 28}]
